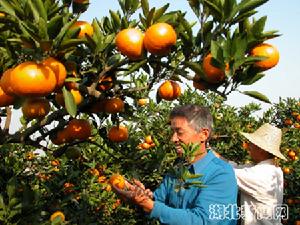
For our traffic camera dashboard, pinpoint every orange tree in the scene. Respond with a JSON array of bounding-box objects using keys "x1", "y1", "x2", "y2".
[{"x1": 0, "y1": 0, "x2": 293, "y2": 224}]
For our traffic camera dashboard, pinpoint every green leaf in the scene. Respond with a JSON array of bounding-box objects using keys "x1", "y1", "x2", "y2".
[
  {"x1": 241, "y1": 73, "x2": 264, "y2": 85},
  {"x1": 184, "y1": 61, "x2": 205, "y2": 79},
  {"x1": 62, "y1": 87, "x2": 77, "y2": 117},
  {"x1": 38, "y1": 17, "x2": 49, "y2": 40},
  {"x1": 141, "y1": 0, "x2": 149, "y2": 16},
  {"x1": 146, "y1": 7, "x2": 155, "y2": 27},
  {"x1": 203, "y1": 0, "x2": 223, "y2": 21},
  {"x1": 106, "y1": 54, "x2": 121, "y2": 67},
  {"x1": 124, "y1": 0, "x2": 131, "y2": 12},
  {"x1": 231, "y1": 9, "x2": 257, "y2": 24},
  {"x1": 125, "y1": 59, "x2": 147, "y2": 75},
  {"x1": 251, "y1": 16, "x2": 266, "y2": 36},
  {"x1": 53, "y1": 16, "x2": 79, "y2": 49},
  {"x1": 238, "y1": 0, "x2": 268, "y2": 15},
  {"x1": 232, "y1": 36, "x2": 247, "y2": 60},
  {"x1": 0, "y1": 0, "x2": 16, "y2": 16},
  {"x1": 65, "y1": 77, "x2": 81, "y2": 82},
  {"x1": 6, "y1": 178, "x2": 16, "y2": 200},
  {"x1": 242, "y1": 90, "x2": 271, "y2": 103},
  {"x1": 27, "y1": 0, "x2": 40, "y2": 23},
  {"x1": 188, "y1": 0, "x2": 200, "y2": 17},
  {"x1": 223, "y1": 0, "x2": 236, "y2": 21},
  {"x1": 34, "y1": 0, "x2": 48, "y2": 21},
  {"x1": 59, "y1": 39, "x2": 85, "y2": 51},
  {"x1": 153, "y1": 4, "x2": 169, "y2": 23},
  {"x1": 47, "y1": 15, "x2": 63, "y2": 39},
  {"x1": 0, "y1": 194, "x2": 5, "y2": 210},
  {"x1": 109, "y1": 10, "x2": 121, "y2": 29}
]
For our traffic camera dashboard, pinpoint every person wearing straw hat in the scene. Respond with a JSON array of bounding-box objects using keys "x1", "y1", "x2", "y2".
[{"x1": 217, "y1": 123, "x2": 286, "y2": 225}]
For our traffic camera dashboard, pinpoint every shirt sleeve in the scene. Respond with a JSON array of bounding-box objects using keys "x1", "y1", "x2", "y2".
[
  {"x1": 234, "y1": 166, "x2": 267, "y2": 199},
  {"x1": 149, "y1": 169, "x2": 237, "y2": 225}
]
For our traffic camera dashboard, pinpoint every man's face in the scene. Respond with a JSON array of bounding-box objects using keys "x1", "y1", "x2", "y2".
[
  {"x1": 247, "y1": 142, "x2": 269, "y2": 162},
  {"x1": 170, "y1": 116, "x2": 206, "y2": 155}
]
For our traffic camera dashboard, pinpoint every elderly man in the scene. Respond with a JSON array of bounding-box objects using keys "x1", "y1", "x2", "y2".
[{"x1": 113, "y1": 104, "x2": 238, "y2": 225}]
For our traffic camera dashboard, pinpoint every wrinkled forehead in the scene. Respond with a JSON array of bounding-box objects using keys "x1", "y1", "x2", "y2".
[{"x1": 170, "y1": 116, "x2": 191, "y2": 129}]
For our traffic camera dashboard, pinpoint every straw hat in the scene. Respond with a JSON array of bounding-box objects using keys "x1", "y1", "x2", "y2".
[{"x1": 241, "y1": 123, "x2": 287, "y2": 160}]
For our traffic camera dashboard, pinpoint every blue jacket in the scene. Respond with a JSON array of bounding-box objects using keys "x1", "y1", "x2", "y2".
[{"x1": 149, "y1": 150, "x2": 238, "y2": 225}]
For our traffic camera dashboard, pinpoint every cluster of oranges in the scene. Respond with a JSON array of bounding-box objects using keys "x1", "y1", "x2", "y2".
[
  {"x1": 51, "y1": 118, "x2": 92, "y2": 145},
  {"x1": 284, "y1": 110, "x2": 300, "y2": 129},
  {"x1": 137, "y1": 135, "x2": 155, "y2": 150},
  {"x1": 193, "y1": 43, "x2": 280, "y2": 91},
  {"x1": 0, "y1": 57, "x2": 67, "y2": 118},
  {"x1": 115, "y1": 22, "x2": 177, "y2": 60}
]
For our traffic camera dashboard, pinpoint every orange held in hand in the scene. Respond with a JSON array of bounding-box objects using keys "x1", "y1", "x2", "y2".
[{"x1": 109, "y1": 174, "x2": 125, "y2": 189}]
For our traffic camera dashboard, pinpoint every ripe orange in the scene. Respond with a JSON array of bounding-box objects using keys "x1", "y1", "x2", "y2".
[
  {"x1": 158, "y1": 80, "x2": 181, "y2": 101},
  {"x1": 144, "y1": 23, "x2": 177, "y2": 55},
  {"x1": 10, "y1": 61, "x2": 57, "y2": 97},
  {"x1": 141, "y1": 142, "x2": 151, "y2": 150},
  {"x1": 0, "y1": 12, "x2": 5, "y2": 17},
  {"x1": 42, "y1": 57, "x2": 67, "y2": 89},
  {"x1": 283, "y1": 167, "x2": 291, "y2": 174},
  {"x1": 0, "y1": 68, "x2": 15, "y2": 95},
  {"x1": 288, "y1": 150, "x2": 296, "y2": 159},
  {"x1": 294, "y1": 123, "x2": 300, "y2": 129},
  {"x1": 137, "y1": 98, "x2": 149, "y2": 106},
  {"x1": 145, "y1": 135, "x2": 153, "y2": 144},
  {"x1": 115, "y1": 28, "x2": 144, "y2": 60},
  {"x1": 72, "y1": 21, "x2": 93, "y2": 38},
  {"x1": 104, "y1": 97, "x2": 124, "y2": 114},
  {"x1": 109, "y1": 174, "x2": 125, "y2": 189},
  {"x1": 108, "y1": 125, "x2": 128, "y2": 142},
  {"x1": 242, "y1": 141, "x2": 249, "y2": 150},
  {"x1": 22, "y1": 98, "x2": 50, "y2": 119},
  {"x1": 250, "y1": 43, "x2": 279, "y2": 70},
  {"x1": 65, "y1": 119, "x2": 92, "y2": 141},
  {"x1": 192, "y1": 75, "x2": 207, "y2": 91},
  {"x1": 51, "y1": 129, "x2": 70, "y2": 145},
  {"x1": 202, "y1": 53, "x2": 226, "y2": 84},
  {"x1": 284, "y1": 119, "x2": 293, "y2": 126},
  {"x1": 50, "y1": 211, "x2": 65, "y2": 222},
  {"x1": 0, "y1": 86, "x2": 14, "y2": 107},
  {"x1": 55, "y1": 89, "x2": 83, "y2": 106},
  {"x1": 296, "y1": 115, "x2": 300, "y2": 122},
  {"x1": 98, "y1": 75, "x2": 114, "y2": 91}
]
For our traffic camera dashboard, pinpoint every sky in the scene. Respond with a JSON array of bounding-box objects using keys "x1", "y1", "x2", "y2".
[{"x1": 7, "y1": 0, "x2": 300, "y2": 133}]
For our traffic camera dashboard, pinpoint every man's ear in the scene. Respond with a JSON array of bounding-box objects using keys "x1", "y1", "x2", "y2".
[{"x1": 199, "y1": 128, "x2": 210, "y2": 142}]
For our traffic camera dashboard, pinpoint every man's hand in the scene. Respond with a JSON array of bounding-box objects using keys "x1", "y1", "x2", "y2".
[{"x1": 112, "y1": 179, "x2": 154, "y2": 213}]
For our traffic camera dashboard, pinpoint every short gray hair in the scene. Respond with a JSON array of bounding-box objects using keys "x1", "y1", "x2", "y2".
[{"x1": 170, "y1": 104, "x2": 213, "y2": 136}]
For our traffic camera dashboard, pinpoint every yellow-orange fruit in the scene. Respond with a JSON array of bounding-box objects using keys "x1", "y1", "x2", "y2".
[
  {"x1": 108, "y1": 125, "x2": 128, "y2": 142},
  {"x1": 144, "y1": 23, "x2": 177, "y2": 55},
  {"x1": 22, "y1": 98, "x2": 50, "y2": 119},
  {"x1": 115, "y1": 28, "x2": 144, "y2": 60},
  {"x1": 158, "y1": 80, "x2": 181, "y2": 101}
]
